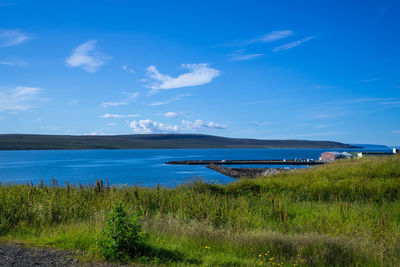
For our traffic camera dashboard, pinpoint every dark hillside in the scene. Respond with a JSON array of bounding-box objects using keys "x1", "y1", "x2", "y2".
[{"x1": 0, "y1": 134, "x2": 357, "y2": 150}]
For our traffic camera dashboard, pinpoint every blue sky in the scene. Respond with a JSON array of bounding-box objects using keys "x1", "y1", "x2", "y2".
[{"x1": 0, "y1": 0, "x2": 399, "y2": 145}]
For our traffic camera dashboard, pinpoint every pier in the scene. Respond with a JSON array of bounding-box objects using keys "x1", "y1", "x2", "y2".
[{"x1": 165, "y1": 159, "x2": 324, "y2": 165}]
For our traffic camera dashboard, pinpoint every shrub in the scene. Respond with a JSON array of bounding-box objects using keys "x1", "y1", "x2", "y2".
[{"x1": 97, "y1": 202, "x2": 148, "y2": 263}]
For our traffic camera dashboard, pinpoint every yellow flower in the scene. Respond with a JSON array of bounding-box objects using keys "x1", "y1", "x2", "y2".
[
  {"x1": 259, "y1": 254, "x2": 262, "y2": 257},
  {"x1": 269, "y1": 257, "x2": 274, "y2": 261},
  {"x1": 204, "y1": 246, "x2": 211, "y2": 249},
  {"x1": 258, "y1": 261, "x2": 263, "y2": 265}
]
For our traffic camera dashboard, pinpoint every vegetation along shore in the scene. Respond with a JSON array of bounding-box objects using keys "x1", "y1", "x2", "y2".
[{"x1": 1, "y1": 155, "x2": 399, "y2": 266}]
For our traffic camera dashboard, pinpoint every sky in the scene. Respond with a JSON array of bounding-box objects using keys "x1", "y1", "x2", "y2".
[{"x1": 0, "y1": 0, "x2": 399, "y2": 146}]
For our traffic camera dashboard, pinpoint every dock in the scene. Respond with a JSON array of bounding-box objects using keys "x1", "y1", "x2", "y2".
[{"x1": 165, "y1": 159, "x2": 324, "y2": 165}]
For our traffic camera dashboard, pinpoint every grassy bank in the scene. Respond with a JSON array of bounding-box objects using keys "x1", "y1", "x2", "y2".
[{"x1": 1, "y1": 155, "x2": 400, "y2": 266}]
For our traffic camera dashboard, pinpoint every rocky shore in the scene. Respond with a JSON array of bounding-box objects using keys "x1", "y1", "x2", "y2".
[{"x1": 207, "y1": 163, "x2": 291, "y2": 178}]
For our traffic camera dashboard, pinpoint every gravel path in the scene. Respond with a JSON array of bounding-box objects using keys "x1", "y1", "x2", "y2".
[{"x1": 0, "y1": 242, "x2": 137, "y2": 267}]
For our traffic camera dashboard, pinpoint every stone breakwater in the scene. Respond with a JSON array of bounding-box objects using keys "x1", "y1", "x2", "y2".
[{"x1": 207, "y1": 163, "x2": 291, "y2": 178}]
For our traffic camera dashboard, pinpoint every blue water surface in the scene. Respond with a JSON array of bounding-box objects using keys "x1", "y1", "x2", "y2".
[{"x1": 0, "y1": 148, "x2": 392, "y2": 187}]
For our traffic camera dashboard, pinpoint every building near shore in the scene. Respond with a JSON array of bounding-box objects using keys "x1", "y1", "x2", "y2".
[
  {"x1": 356, "y1": 148, "x2": 398, "y2": 158},
  {"x1": 320, "y1": 151, "x2": 353, "y2": 161}
]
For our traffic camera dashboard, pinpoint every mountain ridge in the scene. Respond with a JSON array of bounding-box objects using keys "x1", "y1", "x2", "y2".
[{"x1": 0, "y1": 134, "x2": 358, "y2": 150}]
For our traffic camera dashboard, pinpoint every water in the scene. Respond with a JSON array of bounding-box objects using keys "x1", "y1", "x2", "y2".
[{"x1": 0, "y1": 148, "x2": 392, "y2": 187}]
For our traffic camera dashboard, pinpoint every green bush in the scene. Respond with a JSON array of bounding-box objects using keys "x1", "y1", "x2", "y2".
[{"x1": 97, "y1": 202, "x2": 148, "y2": 263}]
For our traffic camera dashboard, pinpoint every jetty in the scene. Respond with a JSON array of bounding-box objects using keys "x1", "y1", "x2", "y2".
[
  {"x1": 165, "y1": 159, "x2": 324, "y2": 165},
  {"x1": 207, "y1": 164, "x2": 290, "y2": 178}
]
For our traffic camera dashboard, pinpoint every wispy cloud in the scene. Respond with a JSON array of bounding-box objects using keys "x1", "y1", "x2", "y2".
[
  {"x1": 252, "y1": 30, "x2": 294, "y2": 44},
  {"x1": 356, "y1": 78, "x2": 381, "y2": 83},
  {"x1": 101, "y1": 101, "x2": 128, "y2": 108},
  {"x1": 273, "y1": 35, "x2": 316, "y2": 52},
  {"x1": 122, "y1": 65, "x2": 135, "y2": 73},
  {"x1": 228, "y1": 52, "x2": 264, "y2": 61},
  {"x1": 164, "y1": 112, "x2": 179, "y2": 118},
  {"x1": 315, "y1": 124, "x2": 329, "y2": 128},
  {"x1": 0, "y1": 29, "x2": 32, "y2": 47},
  {"x1": 390, "y1": 130, "x2": 400, "y2": 134},
  {"x1": 220, "y1": 30, "x2": 293, "y2": 47},
  {"x1": 66, "y1": 40, "x2": 111, "y2": 73},
  {"x1": 312, "y1": 113, "x2": 335, "y2": 119},
  {"x1": 148, "y1": 94, "x2": 190, "y2": 107},
  {"x1": 181, "y1": 120, "x2": 227, "y2": 130},
  {"x1": 287, "y1": 131, "x2": 344, "y2": 138},
  {"x1": 249, "y1": 121, "x2": 271, "y2": 126},
  {"x1": 146, "y1": 63, "x2": 220, "y2": 91},
  {"x1": 0, "y1": 58, "x2": 28, "y2": 67},
  {"x1": 101, "y1": 92, "x2": 139, "y2": 108},
  {"x1": 380, "y1": 101, "x2": 400, "y2": 106},
  {"x1": 68, "y1": 99, "x2": 80, "y2": 106},
  {"x1": 0, "y1": 86, "x2": 45, "y2": 112},
  {"x1": 40, "y1": 125, "x2": 60, "y2": 131},
  {"x1": 338, "y1": 97, "x2": 396, "y2": 104},
  {"x1": 100, "y1": 113, "x2": 140, "y2": 119}
]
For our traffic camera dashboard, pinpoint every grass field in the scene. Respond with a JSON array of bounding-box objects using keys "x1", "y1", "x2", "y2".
[{"x1": 1, "y1": 155, "x2": 399, "y2": 266}]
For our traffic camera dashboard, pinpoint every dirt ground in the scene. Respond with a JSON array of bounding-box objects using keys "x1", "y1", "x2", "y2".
[{"x1": 0, "y1": 242, "x2": 138, "y2": 267}]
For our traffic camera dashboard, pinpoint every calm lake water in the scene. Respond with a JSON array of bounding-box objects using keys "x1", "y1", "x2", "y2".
[{"x1": 0, "y1": 148, "x2": 392, "y2": 187}]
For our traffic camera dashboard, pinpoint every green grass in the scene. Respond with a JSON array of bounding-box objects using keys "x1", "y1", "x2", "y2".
[{"x1": 1, "y1": 155, "x2": 400, "y2": 266}]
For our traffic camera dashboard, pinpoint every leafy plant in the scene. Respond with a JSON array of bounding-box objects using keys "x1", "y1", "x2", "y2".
[{"x1": 97, "y1": 202, "x2": 148, "y2": 263}]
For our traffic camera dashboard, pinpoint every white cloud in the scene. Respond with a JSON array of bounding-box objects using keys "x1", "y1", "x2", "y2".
[
  {"x1": 65, "y1": 40, "x2": 110, "y2": 73},
  {"x1": 356, "y1": 78, "x2": 381, "y2": 83},
  {"x1": 229, "y1": 53, "x2": 264, "y2": 61},
  {"x1": 273, "y1": 35, "x2": 316, "y2": 52},
  {"x1": 86, "y1": 131, "x2": 114, "y2": 136},
  {"x1": 164, "y1": 112, "x2": 179, "y2": 118},
  {"x1": 129, "y1": 118, "x2": 227, "y2": 133},
  {"x1": 148, "y1": 94, "x2": 190, "y2": 106},
  {"x1": 101, "y1": 113, "x2": 140, "y2": 119},
  {"x1": 312, "y1": 113, "x2": 335, "y2": 119},
  {"x1": 130, "y1": 119, "x2": 179, "y2": 134},
  {"x1": 181, "y1": 120, "x2": 227, "y2": 130},
  {"x1": 390, "y1": 130, "x2": 400, "y2": 134},
  {"x1": 379, "y1": 101, "x2": 400, "y2": 105},
  {"x1": 249, "y1": 121, "x2": 271, "y2": 126},
  {"x1": 101, "y1": 101, "x2": 127, "y2": 108},
  {"x1": 0, "y1": 86, "x2": 43, "y2": 112},
  {"x1": 0, "y1": 58, "x2": 28, "y2": 67},
  {"x1": 0, "y1": 29, "x2": 32, "y2": 47},
  {"x1": 122, "y1": 65, "x2": 135, "y2": 73},
  {"x1": 146, "y1": 63, "x2": 220, "y2": 91},
  {"x1": 315, "y1": 124, "x2": 329, "y2": 128},
  {"x1": 101, "y1": 92, "x2": 139, "y2": 108},
  {"x1": 258, "y1": 30, "x2": 293, "y2": 43},
  {"x1": 221, "y1": 30, "x2": 293, "y2": 47}
]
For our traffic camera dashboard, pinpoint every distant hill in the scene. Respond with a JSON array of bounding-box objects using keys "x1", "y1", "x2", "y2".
[
  {"x1": 351, "y1": 144, "x2": 390, "y2": 149},
  {"x1": 0, "y1": 134, "x2": 357, "y2": 150}
]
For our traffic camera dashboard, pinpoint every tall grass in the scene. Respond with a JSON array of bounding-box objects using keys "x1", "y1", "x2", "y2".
[{"x1": 0, "y1": 155, "x2": 399, "y2": 266}]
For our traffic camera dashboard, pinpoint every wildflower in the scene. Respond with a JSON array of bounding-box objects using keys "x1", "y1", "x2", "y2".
[
  {"x1": 269, "y1": 257, "x2": 274, "y2": 261},
  {"x1": 204, "y1": 246, "x2": 211, "y2": 249},
  {"x1": 259, "y1": 254, "x2": 262, "y2": 257},
  {"x1": 258, "y1": 261, "x2": 263, "y2": 265}
]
